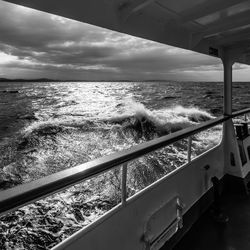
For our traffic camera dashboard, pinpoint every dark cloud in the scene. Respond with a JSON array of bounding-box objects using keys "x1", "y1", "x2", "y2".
[
  {"x1": 0, "y1": 1, "x2": 228, "y2": 81},
  {"x1": 104, "y1": 48, "x2": 222, "y2": 73}
]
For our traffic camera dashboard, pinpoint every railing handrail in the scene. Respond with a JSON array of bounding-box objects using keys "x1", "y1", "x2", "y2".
[
  {"x1": 230, "y1": 107, "x2": 250, "y2": 118},
  {"x1": 1, "y1": 108, "x2": 250, "y2": 216}
]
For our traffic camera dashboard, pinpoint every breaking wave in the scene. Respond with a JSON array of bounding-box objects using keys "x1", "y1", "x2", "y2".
[
  {"x1": 22, "y1": 100, "x2": 214, "y2": 142},
  {"x1": 107, "y1": 100, "x2": 214, "y2": 136}
]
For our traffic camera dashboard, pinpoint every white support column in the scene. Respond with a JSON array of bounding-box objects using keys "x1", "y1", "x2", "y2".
[
  {"x1": 222, "y1": 55, "x2": 244, "y2": 177},
  {"x1": 223, "y1": 57, "x2": 233, "y2": 115}
]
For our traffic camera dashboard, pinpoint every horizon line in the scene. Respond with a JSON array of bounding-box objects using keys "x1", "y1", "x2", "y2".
[{"x1": 0, "y1": 77, "x2": 249, "y2": 83}]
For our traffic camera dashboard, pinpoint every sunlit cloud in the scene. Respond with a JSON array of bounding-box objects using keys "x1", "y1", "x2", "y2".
[
  {"x1": 14, "y1": 4, "x2": 33, "y2": 14},
  {"x1": 50, "y1": 15, "x2": 67, "y2": 24},
  {"x1": 0, "y1": 52, "x2": 18, "y2": 64}
]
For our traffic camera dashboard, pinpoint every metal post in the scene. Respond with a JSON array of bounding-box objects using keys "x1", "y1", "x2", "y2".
[
  {"x1": 187, "y1": 136, "x2": 192, "y2": 163},
  {"x1": 222, "y1": 53, "x2": 240, "y2": 176},
  {"x1": 223, "y1": 57, "x2": 233, "y2": 116},
  {"x1": 121, "y1": 163, "x2": 128, "y2": 205}
]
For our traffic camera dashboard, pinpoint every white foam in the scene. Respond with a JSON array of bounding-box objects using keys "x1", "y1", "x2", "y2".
[
  {"x1": 23, "y1": 99, "x2": 214, "y2": 138},
  {"x1": 108, "y1": 99, "x2": 214, "y2": 133}
]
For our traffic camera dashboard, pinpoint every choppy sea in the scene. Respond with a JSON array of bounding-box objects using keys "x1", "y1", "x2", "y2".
[{"x1": 0, "y1": 81, "x2": 249, "y2": 249}]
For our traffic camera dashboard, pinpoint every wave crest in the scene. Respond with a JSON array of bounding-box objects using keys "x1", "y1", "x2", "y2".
[
  {"x1": 107, "y1": 100, "x2": 214, "y2": 138},
  {"x1": 18, "y1": 100, "x2": 214, "y2": 151}
]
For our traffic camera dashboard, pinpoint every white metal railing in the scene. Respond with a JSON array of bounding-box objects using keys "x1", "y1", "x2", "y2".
[
  {"x1": 1, "y1": 108, "x2": 250, "y2": 216},
  {"x1": 121, "y1": 163, "x2": 128, "y2": 204},
  {"x1": 187, "y1": 136, "x2": 192, "y2": 163}
]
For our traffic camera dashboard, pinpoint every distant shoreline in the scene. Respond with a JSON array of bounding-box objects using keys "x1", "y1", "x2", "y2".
[{"x1": 0, "y1": 78, "x2": 59, "y2": 82}]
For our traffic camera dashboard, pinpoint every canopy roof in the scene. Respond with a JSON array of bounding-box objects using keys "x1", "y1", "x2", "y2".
[{"x1": 3, "y1": 0, "x2": 250, "y2": 64}]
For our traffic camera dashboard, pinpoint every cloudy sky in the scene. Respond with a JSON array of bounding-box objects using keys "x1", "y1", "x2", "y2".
[{"x1": 0, "y1": 1, "x2": 249, "y2": 81}]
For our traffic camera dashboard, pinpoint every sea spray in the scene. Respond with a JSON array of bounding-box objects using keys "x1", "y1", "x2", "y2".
[
  {"x1": 107, "y1": 99, "x2": 214, "y2": 135},
  {"x1": 0, "y1": 99, "x2": 216, "y2": 188},
  {"x1": 0, "y1": 99, "x2": 221, "y2": 250}
]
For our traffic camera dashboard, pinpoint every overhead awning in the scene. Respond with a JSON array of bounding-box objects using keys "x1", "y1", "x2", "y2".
[{"x1": 3, "y1": 0, "x2": 250, "y2": 64}]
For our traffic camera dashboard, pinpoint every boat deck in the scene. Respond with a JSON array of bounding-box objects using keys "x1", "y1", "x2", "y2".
[{"x1": 173, "y1": 191, "x2": 250, "y2": 250}]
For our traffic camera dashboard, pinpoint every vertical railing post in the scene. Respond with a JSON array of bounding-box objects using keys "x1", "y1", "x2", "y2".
[
  {"x1": 188, "y1": 136, "x2": 192, "y2": 163},
  {"x1": 244, "y1": 114, "x2": 247, "y2": 122},
  {"x1": 121, "y1": 163, "x2": 128, "y2": 205},
  {"x1": 223, "y1": 55, "x2": 233, "y2": 116}
]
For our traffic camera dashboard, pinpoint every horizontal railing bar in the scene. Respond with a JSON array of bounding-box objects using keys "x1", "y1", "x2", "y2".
[
  {"x1": 1, "y1": 108, "x2": 250, "y2": 215},
  {"x1": 230, "y1": 107, "x2": 250, "y2": 118}
]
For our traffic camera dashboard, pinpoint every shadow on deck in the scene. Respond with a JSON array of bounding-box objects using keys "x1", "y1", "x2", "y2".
[{"x1": 173, "y1": 192, "x2": 250, "y2": 250}]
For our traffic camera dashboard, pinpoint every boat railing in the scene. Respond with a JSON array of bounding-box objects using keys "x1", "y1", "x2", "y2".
[{"x1": 1, "y1": 107, "x2": 250, "y2": 217}]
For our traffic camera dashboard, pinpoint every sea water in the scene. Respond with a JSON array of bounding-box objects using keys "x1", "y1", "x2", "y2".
[{"x1": 0, "y1": 81, "x2": 249, "y2": 249}]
